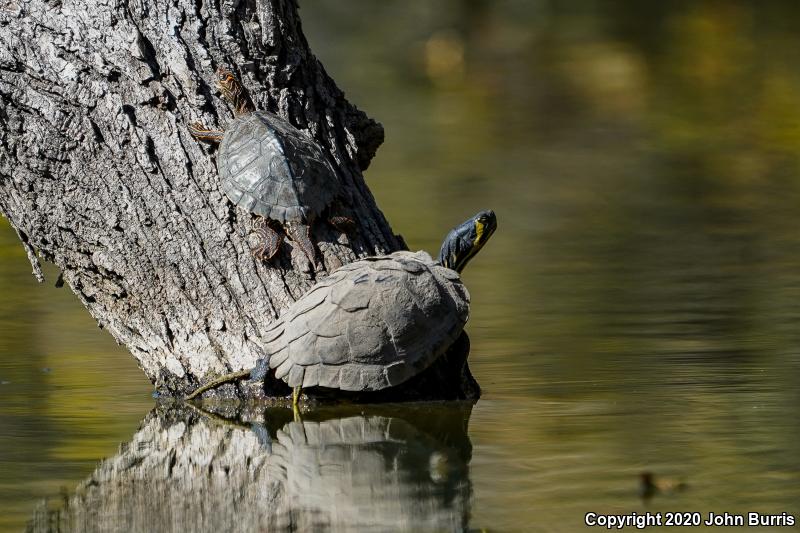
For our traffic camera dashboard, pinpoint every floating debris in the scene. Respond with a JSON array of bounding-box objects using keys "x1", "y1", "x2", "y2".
[{"x1": 640, "y1": 471, "x2": 689, "y2": 499}]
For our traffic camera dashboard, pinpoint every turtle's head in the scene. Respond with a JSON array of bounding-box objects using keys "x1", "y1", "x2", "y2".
[
  {"x1": 215, "y1": 67, "x2": 252, "y2": 115},
  {"x1": 438, "y1": 210, "x2": 497, "y2": 273},
  {"x1": 215, "y1": 67, "x2": 242, "y2": 101}
]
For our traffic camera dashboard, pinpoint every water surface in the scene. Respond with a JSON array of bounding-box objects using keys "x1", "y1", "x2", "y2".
[{"x1": 2, "y1": 1, "x2": 800, "y2": 531}]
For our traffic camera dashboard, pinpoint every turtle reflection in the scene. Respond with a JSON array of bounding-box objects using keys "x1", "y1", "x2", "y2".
[
  {"x1": 28, "y1": 403, "x2": 474, "y2": 533},
  {"x1": 266, "y1": 413, "x2": 471, "y2": 530}
]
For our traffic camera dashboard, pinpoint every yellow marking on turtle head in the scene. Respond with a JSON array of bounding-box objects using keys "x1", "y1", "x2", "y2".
[{"x1": 473, "y1": 218, "x2": 485, "y2": 248}]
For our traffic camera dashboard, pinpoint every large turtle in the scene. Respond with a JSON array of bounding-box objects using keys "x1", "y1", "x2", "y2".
[
  {"x1": 186, "y1": 210, "x2": 498, "y2": 404},
  {"x1": 189, "y1": 67, "x2": 352, "y2": 263}
]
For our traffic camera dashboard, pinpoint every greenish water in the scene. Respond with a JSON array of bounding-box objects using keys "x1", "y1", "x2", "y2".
[{"x1": 3, "y1": 1, "x2": 800, "y2": 531}]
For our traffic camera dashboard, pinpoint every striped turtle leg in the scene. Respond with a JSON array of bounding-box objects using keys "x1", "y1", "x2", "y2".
[
  {"x1": 184, "y1": 369, "x2": 251, "y2": 400},
  {"x1": 184, "y1": 355, "x2": 271, "y2": 400},
  {"x1": 251, "y1": 217, "x2": 283, "y2": 261},
  {"x1": 285, "y1": 222, "x2": 317, "y2": 265},
  {"x1": 329, "y1": 215, "x2": 355, "y2": 233},
  {"x1": 188, "y1": 122, "x2": 224, "y2": 144},
  {"x1": 327, "y1": 201, "x2": 356, "y2": 234}
]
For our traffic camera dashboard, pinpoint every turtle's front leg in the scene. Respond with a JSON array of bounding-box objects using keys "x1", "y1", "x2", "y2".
[
  {"x1": 285, "y1": 223, "x2": 317, "y2": 265},
  {"x1": 250, "y1": 217, "x2": 283, "y2": 261},
  {"x1": 188, "y1": 122, "x2": 225, "y2": 144},
  {"x1": 327, "y1": 201, "x2": 356, "y2": 234},
  {"x1": 329, "y1": 215, "x2": 355, "y2": 233}
]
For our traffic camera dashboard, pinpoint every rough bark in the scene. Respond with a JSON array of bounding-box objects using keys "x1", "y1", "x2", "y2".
[
  {"x1": 0, "y1": 0, "x2": 478, "y2": 399},
  {"x1": 27, "y1": 403, "x2": 475, "y2": 532}
]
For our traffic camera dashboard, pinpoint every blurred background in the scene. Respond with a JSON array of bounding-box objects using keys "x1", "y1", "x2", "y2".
[{"x1": 2, "y1": 1, "x2": 800, "y2": 531}]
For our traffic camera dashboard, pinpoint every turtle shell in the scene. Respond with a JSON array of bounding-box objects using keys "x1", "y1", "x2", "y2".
[
  {"x1": 218, "y1": 111, "x2": 339, "y2": 223},
  {"x1": 261, "y1": 251, "x2": 470, "y2": 391}
]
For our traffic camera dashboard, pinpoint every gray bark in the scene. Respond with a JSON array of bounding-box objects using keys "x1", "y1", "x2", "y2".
[
  {"x1": 0, "y1": 0, "x2": 477, "y2": 400},
  {"x1": 27, "y1": 403, "x2": 474, "y2": 532}
]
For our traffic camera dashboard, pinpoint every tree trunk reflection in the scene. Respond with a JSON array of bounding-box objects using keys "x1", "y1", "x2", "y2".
[{"x1": 28, "y1": 403, "x2": 475, "y2": 532}]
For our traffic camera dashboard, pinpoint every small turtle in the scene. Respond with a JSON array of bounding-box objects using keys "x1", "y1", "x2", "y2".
[
  {"x1": 189, "y1": 67, "x2": 353, "y2": 263},
  {"x1": 186, "y1": 210, "x2": 497, "y2": 405}
]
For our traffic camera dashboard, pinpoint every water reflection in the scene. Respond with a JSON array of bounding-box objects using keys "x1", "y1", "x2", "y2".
[{"x1": 27, "y1": 404, "x2": 474, "y2": 533}]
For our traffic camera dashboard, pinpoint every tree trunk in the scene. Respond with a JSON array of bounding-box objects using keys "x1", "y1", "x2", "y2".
[{"x1": 0, "y1": 0, "x2": 478, "y2": 400}]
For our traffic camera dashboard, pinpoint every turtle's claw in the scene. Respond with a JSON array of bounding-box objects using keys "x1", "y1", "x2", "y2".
[
  {"x1": 286, "y1": 223, "x2": 317, "y2": 266},
  {"x1": 250, "y1": 244, "x2": 266, "y2": 261}
]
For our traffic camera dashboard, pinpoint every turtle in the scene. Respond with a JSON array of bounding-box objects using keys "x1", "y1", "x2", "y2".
[
  {"x1": 185, "y1": 210, "x2": 498, "y2": 405},
  {"x1": 189, "y1": 67, "x2": 353, "y2": 263}
]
